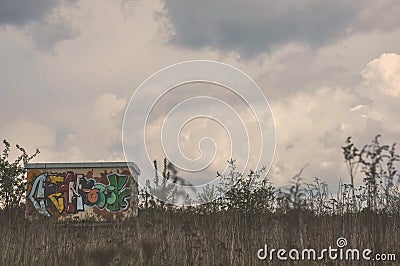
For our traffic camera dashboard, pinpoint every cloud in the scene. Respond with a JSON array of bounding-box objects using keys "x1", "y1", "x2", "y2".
[
  {"x1": 0, "y1": 120, "x2": 56, "y2": 161},
  {"x1": 0, "y1": 93, "x2": 127, "y2": 163},
  {"x1": 59, "y1": 93, "x2": 127, "y2": 161},
  {"x1": 0, "y1": 0, "x2": 80, "y2": 51},
  {"x1": 355, "y1": 0, "x2": 400, "y2": 32},
  {"x1": 94, "y1": 93, "x2": 127, "y2": 120},
  {"x1": 162, "y1": 0, "x2": 400, "y2": 57},
  {"x1": 0, "y1": 0, "x2": 399, "y2": 192},
  {"x1": 359, "y1": 53, "x2": 400, "y2": 141},
  {"x1": 269, "y1": 53, "x2": 400, "y2": 187},
  {"x1": 0, "y1": 0, "x2": 57, "y2": 26},
  {"x1": 361, "y1": 53, "x2": 400, "y2": 97},
  {"x1": 29, "y1": 8, "x2": 79, "y2": 51},
  {"x1": 270, "y1": 87, "x2": 360, "y2": 186},
  {"x1": 253, "y1": 43, "x2": 348, "y2": 100}
]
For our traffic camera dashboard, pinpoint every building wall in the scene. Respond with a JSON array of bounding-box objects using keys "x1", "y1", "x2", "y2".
[{"x1": 25, "y1": 166, "x2": 138, "y2": 220}]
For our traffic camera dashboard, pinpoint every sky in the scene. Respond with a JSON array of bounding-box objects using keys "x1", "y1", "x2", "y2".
[{"x1": 1, "y1": 0, "x2": 400, "y2": 192}]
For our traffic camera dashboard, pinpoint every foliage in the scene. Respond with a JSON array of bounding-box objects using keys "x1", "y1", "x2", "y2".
[
  {"x1": 341, "y1": 135, "x2": 400, "y2": 212},
  {"x1": 0, "y1": 140, "x2": 39, "y2": 210},
  {"x1": 217, "y1": 159, "x2": 274, "y2": 213},
  {"x1": 140, "y1": 135, "x2": 400, "y2": 216},
  {"x1": 140, "y1": 158, "x2": 178, "y2": 210}
]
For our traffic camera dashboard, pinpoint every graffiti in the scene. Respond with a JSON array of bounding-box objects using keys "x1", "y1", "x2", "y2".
[
  {"x1": 28, "y1": 173, "x2": 50, "y2": 217},
  {"x1": 27, "y1": 171, "x2": 132, "y2": 217},
  {"x1": 92, "y1": 174, "x2": 131, "y2": 211}
]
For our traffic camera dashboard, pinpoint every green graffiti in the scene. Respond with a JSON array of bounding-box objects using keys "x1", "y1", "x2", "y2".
[{"x1": 94, "y1": 174, "x2": 131, "y2": 211}]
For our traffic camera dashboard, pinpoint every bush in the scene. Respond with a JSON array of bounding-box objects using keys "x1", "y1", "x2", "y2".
[{"x1": 0, "y1": 140, "x2": 39, "y2": 210}]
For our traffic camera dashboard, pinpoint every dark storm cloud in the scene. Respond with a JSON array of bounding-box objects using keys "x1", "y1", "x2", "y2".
[
  {"x1": 0, "y1": 0, "x2": 57, "y2": 26},
  {"x1": 162, "y1": 0, "x2": 400, "y2": 57},
  {"x1": 30, "y1": 14, "x2": 79, "y2": 51},
  {"x1": 0, "y1": 0, "x2": 81, "y2": 51}
]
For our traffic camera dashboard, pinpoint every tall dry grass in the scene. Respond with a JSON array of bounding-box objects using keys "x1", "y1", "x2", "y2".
[{"x1": 0, "y1": 209, "x2": 398, "y2": 265}]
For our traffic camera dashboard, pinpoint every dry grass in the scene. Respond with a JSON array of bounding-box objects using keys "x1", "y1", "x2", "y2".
[{"x1": 0, "y1": 209, "x2": 399, "y2": 265}]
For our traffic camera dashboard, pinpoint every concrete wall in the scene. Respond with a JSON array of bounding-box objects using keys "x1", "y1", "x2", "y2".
[{"x1": 25, "y1": 162, "x2": 139, "y2": 221}]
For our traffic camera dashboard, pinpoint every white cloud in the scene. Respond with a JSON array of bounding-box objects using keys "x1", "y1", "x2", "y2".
[
  {"x1": 0, "y1": 93, "x2": 128, "y2": 163},
  {"x1": 270, "y1": 87, "x2": 359, "y2": 186},
  {"x1": 59, "y1": 93, "x2": 127, "y2": 161},
  {"x1": 269, "y1": 53, "x2": 400, "y2": 187},
  {"x1": 94, "y1": 93, "x2": 127, "y2": 121},
  {"x1": 0, "y1": 120, "x2": 56, "y2": 161},
  {"x1": 362, "y1": 53, "x2": 400, "y2": 97}
]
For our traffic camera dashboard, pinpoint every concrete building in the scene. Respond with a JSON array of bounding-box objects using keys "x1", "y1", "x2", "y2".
[{"x1": 25, "y1": 162, "x2": 140, "y2": 220}]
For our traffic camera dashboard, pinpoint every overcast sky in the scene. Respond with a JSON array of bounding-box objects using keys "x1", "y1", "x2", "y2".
[{"x1": 1, "y1": 0, "x2": 400, "y2": 190}]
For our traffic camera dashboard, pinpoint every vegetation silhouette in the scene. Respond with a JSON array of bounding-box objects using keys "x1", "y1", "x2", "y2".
[{"x1": 0, "y1": 135, "x2": 399, "y2": 265}]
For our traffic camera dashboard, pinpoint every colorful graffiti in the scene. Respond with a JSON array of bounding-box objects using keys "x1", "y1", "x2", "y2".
[{"x1": 27, "y1": 171, "x2": 132, "y2": 217}]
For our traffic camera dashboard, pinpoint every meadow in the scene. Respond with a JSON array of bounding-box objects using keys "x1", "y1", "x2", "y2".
[
  {"x1": 1, "y1": 135, "x2": 400, "y2": 265},
  {"x1": 1, "y1": 209, "x2": 399, "y2": 265}
]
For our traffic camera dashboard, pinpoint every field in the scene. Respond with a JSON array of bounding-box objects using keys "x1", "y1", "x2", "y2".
[
  {"x1": 1, "y1": 209, "x2": 399, "y2": 265},
  {"x1": 1, "y1": 137, "x2": 400, "y2": 265}
]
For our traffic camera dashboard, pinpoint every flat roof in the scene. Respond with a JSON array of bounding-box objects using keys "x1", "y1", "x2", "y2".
[{"x1": 26, "y1": 162, "x2": 140, "y2": 175}]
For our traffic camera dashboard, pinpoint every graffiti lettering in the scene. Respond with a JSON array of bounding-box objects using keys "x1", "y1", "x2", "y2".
[
  {"x1": 27, "y1": 171, "x2": 132, "y2": 217},
  {"x1": 28, "y1": 173, "x2": 50, "y2": 217},
  {"x1": 93, "y1": 174, "x2": 131, "y2": 211}
]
